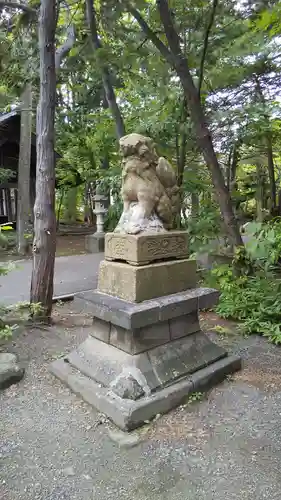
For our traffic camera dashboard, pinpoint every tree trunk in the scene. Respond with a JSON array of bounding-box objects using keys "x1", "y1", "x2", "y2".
[
  {"x1": 5, "y1": 188, "x2": 12, "y2": 220},
  {"x1": 254, "y1": 75, "x2": 277, "y2": 215},
  {"x1": 229, "y1": 141, "x2": 241, "y2": 189},
  {"x1": 29, "y1": 176, "x2": 36, "y2": 223},
  {"x1": 64, "y1": 187, "x2": 77, "y2": 223},
  {"x1": 256, "y1": 161, "x2": 266, "y2": 222},
  {"x1": 128, "y1": 0, "x2": 243, "y2": 248},
  {"x1": 0, "y1": 189, "x2": 4, "y2": 215},
  {"x1": 160, "y1": 21, "x2": 242, "y2": 245},
  {"x1": 56, "y1": 189, "x2": 64, "y2": 230},
  {"x1": 266, "y1": 134, "x2": 277, "y2": 215},
  {"x1": 85, "y1": 0, "x2": 126, "y2": 139},
  {"x1": 30, "y1": 0, "x2": 56, "y2": 319},
  {"x1": 176, "y1": 99, "x2": 188, "y2": 188},
  {"x1": 191, "y1": 192, "x2": 199, "y2": 219},
  {"x1": 17, "y1": 83, "x2": 32, "y2": 254}
]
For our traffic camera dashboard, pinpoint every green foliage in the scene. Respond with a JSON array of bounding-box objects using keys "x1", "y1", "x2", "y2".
[
  {"x1": 0, "y1": 225, "x2": 32, "y2": 250},
  {"x1": 187, "y1": 392, "x2": 204, "y2": 403},
  {"x1": 243, "y1": 218, "x2": 281, "y2": 270},
  {"x1": 206, "y1": 263, "x2": 281, "y2": 345},
  {"x1": 187, "y1": 202, "x2": 221, "y2": 254}
]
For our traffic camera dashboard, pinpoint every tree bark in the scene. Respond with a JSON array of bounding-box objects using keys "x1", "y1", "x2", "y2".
[
  {"x1": 256, "y1": 161, "x2": 266, "y2": 222},
  {"x1": 17, "y1": 82, "x2": 32, "y2": 255},
  {"x1": 5, "y1": 188, "x2": 12, "y2": 220},
  {"x1": 144, "y1": 0, "x2": 243, "y2": 247},
  {"x1": 191, "y1": 192, "x2": 199, "y2": 220},
  {"x1": 176, "y1": 99, "x2": 188, "y2": 188},
  {"x1": 198, "y1": 0, "x2": 218, "y2": 100},
  {"x1": 64, "y1": 187, "x2": 77, "y2": 223},
  {"x1": 30, "y1": 0, "x2": 56, "y2": 319},
  {"x1": 85, "y1": 0, "x2": 126, "y2": 139},
  {"x1": 254, "y1": 75, "x2": 277, "y2": 215},
  {"x1": 0, "y1": 189, "x2": 4, "y2": 215},
  {"x1": 266, "y1": 133, "x2": 276, "y2": 215}
]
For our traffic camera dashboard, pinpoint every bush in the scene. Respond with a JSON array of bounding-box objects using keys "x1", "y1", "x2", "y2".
[
  {"x1": 0, "y1": 224, "x2": 32, "y2": 251},
  {"x1": 205, "y1": 263, "x2": 281, "y2": 345},
  {"x1": 243, "y1": 218, "x2": 281, "y2": 271}
]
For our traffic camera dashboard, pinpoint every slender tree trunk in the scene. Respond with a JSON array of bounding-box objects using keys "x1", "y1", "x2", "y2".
[
  {"x1": 229, "y1": 141, "x2": 241, "y2": 189},
  {"x1": 85, "y1": 0, "x2": 125, "y2": 139},
  {"x1": 256, "y1": 161, "x2": 266, "y2": 222},
  {"x1": 176, "y1": 99, "x2": 188, "y2": 188},
  {"x1": 56, "y1": 189, "x2": 64, "y2": 230},
  {"x1": 128, "y1": 0, "x2": 243, "y2": 248},
  {"x1": 0, "y1": 189, "x2": 4, "y2": 215},
  {"x1": 5, "y1": 188, "x2": 12, "y2": 220},
  {"x1": 198, "y1": 0, "x2": 218, "y2": 100},
  {"x1": 30, "y1": 0, "x2": 56, "y2": 319},
  {"x1": 17, "y1": 83, "x2": 32, "y2": 254},
  {"x1": 64, "y1": 187, "x2": 77, "y2": 223},
  {"x1": 29, "y1": 176, "x2": 36, "y2": 223},
  {"x1": 266, "y1": 134, "x2": 276, "y2": 215},
  {"x1": 191, "y1": 192, "x2": 199, "y2": 219},
  {"x1": 254, "y1": 75, "x2": 277, "y2": 215}
]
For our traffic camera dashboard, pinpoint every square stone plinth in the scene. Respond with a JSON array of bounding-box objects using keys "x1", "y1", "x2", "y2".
[
  {"x1": 98, "y1": 259, "x2": 197, "y2": 302},
  {"x1": 105, "y1": 231, "x2": 189, "y2": 265}
]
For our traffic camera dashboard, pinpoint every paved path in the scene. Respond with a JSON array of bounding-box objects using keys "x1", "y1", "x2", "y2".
[
  {"x1": 1, "y1": 310, "x2": 281, "y2": 500},
  {"x1": 0, "y1": 253, "x2": 103, "y2": 306}
]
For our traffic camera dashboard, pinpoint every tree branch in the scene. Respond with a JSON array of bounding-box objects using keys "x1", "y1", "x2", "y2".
[
  {"x1": 86, "y1": 0, "x2": 125, "y2": 139},
  {"x1": 123, "y1": 2, "x2": 174, "y2": 66},
  {"x1": 55, "y1": 1, "x2": 76, "y2": 70},
  {"x1": 198, "y1": 0, "x2": 218, "y2": 99},
  {"x1": 55, "y1": 24, "x2": 75, "y2": 69},
  {"x1": 156, "y1": 0, "x2": 182, "y2": 59}
]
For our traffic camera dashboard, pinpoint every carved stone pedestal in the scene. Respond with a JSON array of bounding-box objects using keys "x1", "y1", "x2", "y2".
[
  {"x1": 105, "y1": 231, "x2": 189, "y2": 265},
  {"x1": 49, "y1": 132, "x2": 242, "y2": 430},
  {"x1": 50, "y1": 234, "x2": 242, "y2": 430}
]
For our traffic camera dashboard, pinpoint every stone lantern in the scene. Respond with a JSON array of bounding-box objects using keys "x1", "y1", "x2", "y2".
[{"x1": 85, "y1": 193, "x2": 108, "y2": 253}]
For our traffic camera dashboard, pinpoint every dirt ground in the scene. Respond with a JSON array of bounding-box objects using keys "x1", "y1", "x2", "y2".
[
  {"x1": 0, "y1": 234, "x2": 88, "y2": 262},
  {"x1": 55, "y1": 234, "x2": 88, "y2": 257}
]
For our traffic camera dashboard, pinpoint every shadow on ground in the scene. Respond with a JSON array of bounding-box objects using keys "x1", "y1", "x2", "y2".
[{"x1": 1, "y1": 303, "x2": 281, "y2": 499}]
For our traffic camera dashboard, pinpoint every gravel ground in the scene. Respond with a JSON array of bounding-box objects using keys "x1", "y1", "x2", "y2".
[{"x1": 1, "y1": 304, "x2": 281, "y2": 500}]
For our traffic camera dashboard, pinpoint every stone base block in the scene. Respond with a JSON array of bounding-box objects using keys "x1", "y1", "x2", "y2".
[
  {"x1": 50, "y1": 334, "x2": 241, "y2": 430},
  {"x1": 91, "y1": 310, "x2": 200, "y2": 354},
  {"x1": 85, "y1": 232, "x2": 105, "y2": 253},
  {"x1": 98, "y1": 259, "x2": 197, "y2": 302},
  {"x1": 105, "y1": 231, "x2": 189, "y2": 265},
  {"x1": 74, "y1": 287, "x2": 220, "y2": 330}
]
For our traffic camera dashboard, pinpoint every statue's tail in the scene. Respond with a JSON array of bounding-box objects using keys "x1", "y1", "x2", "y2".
[{"x1": 156, "y1": 193, "x2": 173, "y2": 228}]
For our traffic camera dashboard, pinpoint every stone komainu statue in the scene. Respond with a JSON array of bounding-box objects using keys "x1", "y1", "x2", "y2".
[{"x1": 115, "y1": 133, "x2": 180, "y2": 234}]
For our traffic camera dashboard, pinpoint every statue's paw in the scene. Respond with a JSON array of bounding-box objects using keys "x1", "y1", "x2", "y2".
[{"x1": 127, "y1": 223, "x2": 142, "y2": 235}]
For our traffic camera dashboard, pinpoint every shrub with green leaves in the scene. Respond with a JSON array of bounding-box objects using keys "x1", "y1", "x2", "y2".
[
  {"x1": 205, "y1": 264, "x2": 281, "y2": 345},
  {"x1": 243, "y1": 218, "x2": 281, "y2": 271}
]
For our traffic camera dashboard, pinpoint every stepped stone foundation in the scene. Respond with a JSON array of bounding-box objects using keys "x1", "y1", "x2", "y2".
[
  {"x1": 50, "y1": 134, "x2": 241, "y2": 430},
  {"x1": 50, "y1": 231, "x2": 241, "y2": 430}
]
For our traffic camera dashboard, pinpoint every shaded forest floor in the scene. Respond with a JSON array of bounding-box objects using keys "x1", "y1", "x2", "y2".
[
  {"x1": 0, "y1": 233, "x2": 88, "y2": 262},
  {"x1": 1, "y1": 303, "x2": 281, "y2": 499}
]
